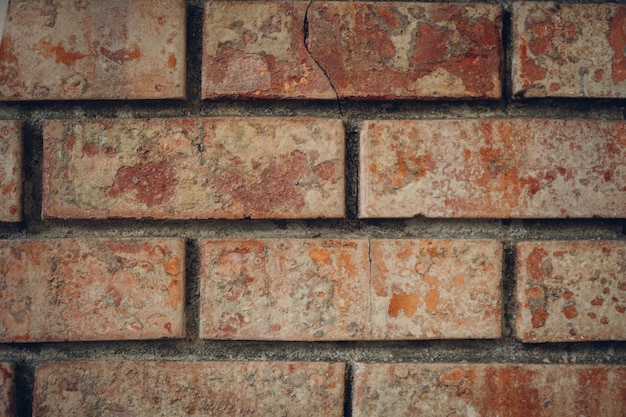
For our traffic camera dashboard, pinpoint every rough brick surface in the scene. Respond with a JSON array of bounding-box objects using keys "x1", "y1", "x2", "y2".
[
  {"x1": 307, "y1": 2, "x2": 502, "y2": 99},
  {"x1": 353, "y1": 363, "x2": 626, "y2": 417},
  {"x1": 0, "y1": 121, "x2": 21, "y2": 222},
  {"x1": 202, "y1": 1, "x2": 335, "y2": 99},
  {"x1": 43, "y1": 118, "x2": 345, "y2": 219},
  {"x1": 0, "y1": 0, "x2": 185, "y2": 100},
  {"x1": 203, "y1": 1, "x2": 502, "y2": 100},
  {"x1": 516, "y1": 241, "x2": 626, "y2": 343},
  {"x1": 360, "y1": 119, "x2": 626, "y2": 219},
  {"x1": 512, "y1": 2, "x2": 626, "y2": 98},
  {"x1": 200, "y1": 238, "x2": 501, "y2": 340},
  {"x1": 0, "y1": 363, "x2": 15, "y2": 417},
  {"x1": 0, "y1": 238, "x2": 185, "y2": 342},
  {"x1": 34, "y1": 361, "x2": 345, "y2": 417}
]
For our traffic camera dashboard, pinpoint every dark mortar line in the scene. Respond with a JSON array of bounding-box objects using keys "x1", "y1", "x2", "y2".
[
  {"x1": 502, "y1": 241, "x2": 517, "y2": 339},
  {"x1": 304, "y1": 0, "x2": 345, "y2": 119},
  {"x1": 343, "y1": 361, "x2": 354, "y2": 417}
]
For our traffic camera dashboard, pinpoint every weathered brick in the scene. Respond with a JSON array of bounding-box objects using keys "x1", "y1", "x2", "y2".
[
  {"x1": 0, "y1": 121, "x2": 21, "y2": 222},
  {"x1": 200, "y1": 238, "x2": 501, "y2": 340},
  {"x1": 0, "y1": 238, "x2": 185, "y2": 342},
  {"x1": 307, "y1": 2, "x2": 502, "y2": 99},
  {"x1": 43, "y1": 118, "x2": 345, "y2": 219},
  {"x1": 359, "y1": 119, "x2": 626, "y2": 218},
  {"x1": 0, "y1": 364, "x2": 15, "y2": 417},
  {"x1": 202, "y1": 1, "x2": 335, "y2": 99},
  {"x1": 0, "y1": 0, "x2": 185, "y2": 100},
  {"x1": 34, "y1": 361, "x2": 345, "y2": 417},
  {"x1": 512, "y1": 2, "x2": 626, "y2": 98},
  {"x1": 516, "y1": 241, "x2": 626, "y2": 342},
  {"x1": 203, "y1": 1, "x2": 502, "y2": 100},
  {"x1": 353, "y1": 363, "x2": 626, "y2": 417}
]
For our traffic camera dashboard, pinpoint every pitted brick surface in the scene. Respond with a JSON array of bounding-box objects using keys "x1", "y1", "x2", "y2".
[
  {"x1": 0, "y1": 363, "x2": 15, "y2": 417},
  {"x1": 0, "y1": 121, "x2": 21, "y2": 222}
]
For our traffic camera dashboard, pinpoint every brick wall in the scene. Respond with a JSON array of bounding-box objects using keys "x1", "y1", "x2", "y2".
[{"x1": 0, "y1": 1, "x2": 625, "y2": 416}]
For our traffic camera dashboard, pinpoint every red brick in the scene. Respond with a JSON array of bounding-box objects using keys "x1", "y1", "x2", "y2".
[
  {"x1": 203, "y1": 1, "x2": 502, "y2": 100},
  {"x1": 42, "y1": 118, "x2": 345, "y2": 220},
  {"x1": 0, "y1": 0, "x2": 185, "y2": 100},
  {"x1": 359, "y1": 119, "x2": 626, "y2": 218},
  {"x1": 513, "y1": 3, "x2": 626, "y2": 98},
  {"x1": 0, "y1": 363, "x2": 15, "y2": 417},
  {"x1": 0, "y1": 238, "x2": 185, "y2": 342},
  {"x1": 516, "y1": 241, "x2": 626, "y2": 342},
  {"x1": 307, "y1": 2, "x2": 502, "y2": 99},
  {"x1": 353, "y1": 363, "x2": 626, "y2": 417},
  {"x1": 34, "y1": 361, "x2": 345, "y2": 417},
  {"x1": 202, "y1": 1, "x2": 335, "y2": 99},
  {"x1": 0, "y1": 121, "x2": 21, "y2": 222},
  {"x1": 200, "y1": 238, "x2": 501, "y2": 340}
]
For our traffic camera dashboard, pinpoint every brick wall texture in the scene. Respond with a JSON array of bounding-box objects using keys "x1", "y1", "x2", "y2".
[{"x1": 0, "y1": 1, "x2": 625, "y2": 416}]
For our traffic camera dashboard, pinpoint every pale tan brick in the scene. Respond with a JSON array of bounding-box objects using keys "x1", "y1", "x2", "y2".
[
  {"x1": 354, "y1": 363, "x2": 626, "y2": 417},
  {"x1": 0, "y1": 238, "x2": 185, "y2": 342},
  {"x1": 513, "y1": 2, "x2": 626, "y2": 98},
  {"x1": 0, "y1": 0, "x2": 185, "y2": 100},
  {"x1": 43, "y1": 118, "x2": 345, "y2": 220},
  {"x1": 200, "y1": 238, "x2": 502, "y2": 340},
  {"x1": 0, "y1": 121, "x2": 21, "y2": 222},
  {"x1": 0, "y1": 363, "x2": 15, "y2": 417},
  {"x1": 34, "y1": 361, "x2": 345, "y2": 417},
  {"x1": 360, "y1": 119, "x2": 626, "y2": 218},
  {"x1": 516, "y1": 241, "x2": 626, "y2": 342}
]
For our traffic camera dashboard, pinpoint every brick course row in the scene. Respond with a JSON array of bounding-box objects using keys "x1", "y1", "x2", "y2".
[
  {"x1": 0, "y1": 238, "x2": 624, "y2": 343},
  {"x1": 4, "y1": 361, "x2": 620, "y2": 417},
  {"x1": 1, "y1": 1, "x2": 624, "y2": 100}
]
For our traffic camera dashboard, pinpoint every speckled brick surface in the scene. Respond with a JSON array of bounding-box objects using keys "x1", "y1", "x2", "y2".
[
  {"x1": 307, "y1": 2, "x2": 502, "y2": 99},
  {"x1": 512, "y1": 2, "x2": 626, "y2": 98},
  {"x1": 203, "y1": 1, "x2": 502, "y2": 100},
  {"x1": 200, "y1": 238, "x2": 501, "y2": 340},
  {"x1": 353, "y1": 363, "x2": 626, "y2": 417},
  {"x1": 0, "y1": 0, "x2": 185, "y2": 100},
  {"x1": 43, "y1": 118, "x2": 345, "y2": 219},
  {"x1": 516, "y1": 241, "x2": 626, "y2": 342},
  {"x1": 359, "y1": 119, "x2": 626, "y2": 219},
  {"x1": 0, "y1": 363, "x2": 15, "y2": 417},
  {"x1": 34, "y1": 361, "x2": 345, "y2": 417},
  {"x1": 202, "y1": 1, "x2": 335, "y2": 99},
  {"x1": 0, "y1": 238, "x2": 185, "y2": 342},
  {"x1": 0, "y1": 121, "x2": 21, "y2": 222}
]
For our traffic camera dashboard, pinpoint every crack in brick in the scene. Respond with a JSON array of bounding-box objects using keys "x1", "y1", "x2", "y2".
[{"x1": 304, "y1": 0, "x2": 344, "y2": 118}]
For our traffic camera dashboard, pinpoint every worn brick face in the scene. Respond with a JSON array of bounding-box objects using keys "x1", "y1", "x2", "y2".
[
  {"x1": 0, "y1": 0, "x2": 185, "y2": 100},
  {"x1": 34, "y1": 361, "x2": 345, "y2": 417},
  {"x1": 200, "y1": 238, "x2": 501, "y2": 340},
  {"x1": 0, "y1": 121, "x2": 21, "y2": 222},
  {"x1": 0, "y1": 238, "x2": 185, "y2": 342},
  {"x1": 43, "y1": 118, "x2": 345, "y2": 219},
  {"x1": 353, "y1": 363, "x2": 626, "y2": 417},
  {"x1": 203, "y1": 1, "x2": 502, "y2": 100},
  {"x1": 516, "y1": 241, "x2": 626, "y2": 342},
  {"x1": 360, "y1": 119, "x2": 626, "y2": 219},
  {"x1": 512, "y1": 2, "x2": 626, "y2": 98},
  {"x1": 0, "y1": 363, "x2": 15, "y2": 417}
]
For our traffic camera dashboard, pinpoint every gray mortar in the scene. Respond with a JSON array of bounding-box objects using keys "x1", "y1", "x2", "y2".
[{"x1": 0, "y1": 1, "x2": 625, "y2": 416}]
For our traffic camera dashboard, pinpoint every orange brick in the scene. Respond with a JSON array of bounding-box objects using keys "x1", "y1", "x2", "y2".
[
  {"x1": 516, "y1": 241, "x2": 626, "y2": 342},
  {"x1": 202, "y1": 1, "x2": 335, "y2": 99},
  {"x1": 203, "y1": 1, "x2": 502, "y2": 100},
  {"x1": 34, "y1": 361, "x2": 345, "y2": 417},
  {"x1": 200, "y1": 238, "x2": 501, "y2": 340},
  {"x1": 0, "y1": 0, "x2": 185, "y2": 100},
  {"x1": 513, "y1": 2, "x2": 626, "y2": 98},
  {"x1": 360, "y1": 119, "x2": 626, "y2": 218},
  {"x1": 0, "y1": 121, "x2": 21, "y2": 222},
  {"x1": 0, "y1": 238, "x2": 185, "y2": 342},
  {"x1": 354, "y1": 363, "x2": 626, "y2": 417},
  {"x1": 42, "y1": 118, "x2": 345, "y2": 220},
  {"x1": 0, "y1": 363, "x2": 15, "y2": 417}
]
